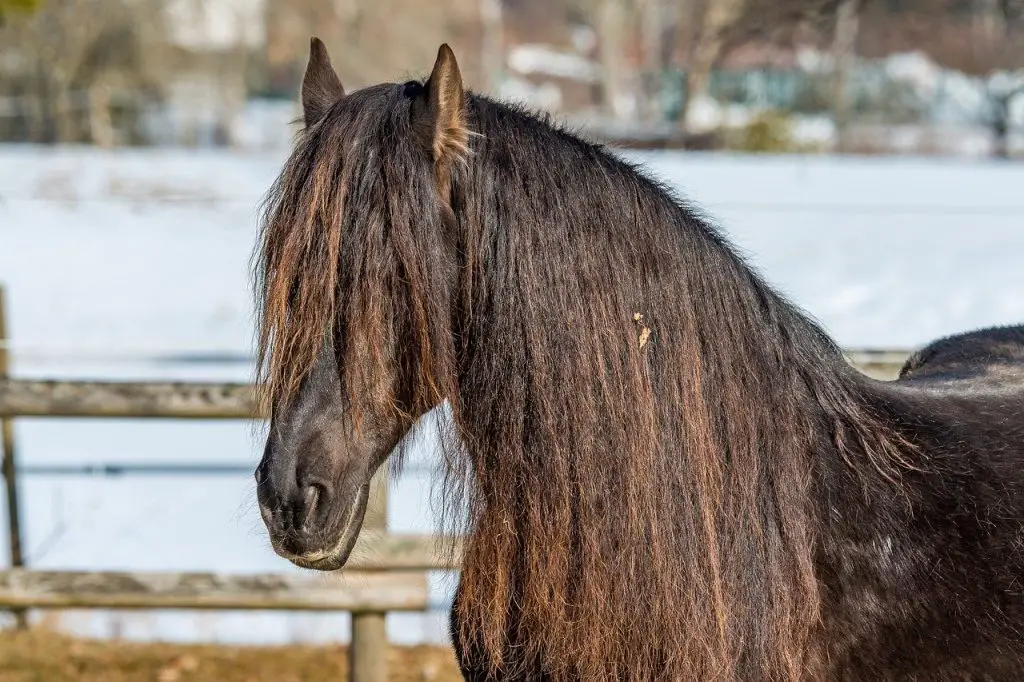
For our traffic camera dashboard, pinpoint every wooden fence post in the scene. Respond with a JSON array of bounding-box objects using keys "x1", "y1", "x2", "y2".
[
  {"x1": 831, "y1": 0, "x2": 861, "y2": 154},
  {"x1": 349, "y1": 467, "x2": 389, "y2": 682},
  {"x1": 0, "y1": 285, "x2": 27, "y2": 628}
]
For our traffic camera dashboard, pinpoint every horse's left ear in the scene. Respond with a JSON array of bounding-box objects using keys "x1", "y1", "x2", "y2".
[
  {"x1": 302, "y1": 37, "x2": 345, "y2": 128},
  {"x1": 423, "y1": 44, "x2": 469, "y2": 166}
]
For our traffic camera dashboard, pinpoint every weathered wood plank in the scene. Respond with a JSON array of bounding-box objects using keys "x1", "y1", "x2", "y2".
[
  {"x1": 0, "y1": 569, "x2": 429, "y2": 611},
  {"x1": 844, "y1": 350, "x2": 910, "y2": 381},
  {"x1": 0, "y1": 351, "x2": 910, "y2": 419},
  {"x1": 0, "y1": 379, "x2": 262, "y2": 419},
  {"x1": 0, "y1": 285, "x2": 28, "y2": 628},
  {"x1": 350, "y1": 469, "x2": 390, "y2": 682}
]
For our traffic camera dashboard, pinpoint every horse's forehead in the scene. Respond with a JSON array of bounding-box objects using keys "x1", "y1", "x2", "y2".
[
  {"x1": 336, "y1": 83, "x2": 399, "y2": 113},
  {"x1": 310, "y1": 83, "x2": 403, "y2": 147}
]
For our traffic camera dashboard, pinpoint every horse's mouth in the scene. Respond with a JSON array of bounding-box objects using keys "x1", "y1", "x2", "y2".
[{"x1": 270, "y1": 482, "x2": 370, "y2": 572}]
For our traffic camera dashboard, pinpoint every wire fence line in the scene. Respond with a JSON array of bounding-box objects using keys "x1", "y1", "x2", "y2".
[
  {"x1": 18, "y1": 460, "x2": 438, "y2": 477},
  {"x1": 0, "y1": 341, "x2": 252, "y2": 364},
  {"x1": 4, "y1": 194, "x2": 1023, "y2": 216},
  {"x1": 0, "y1": 342, "x2": 913, "y2": 364}
]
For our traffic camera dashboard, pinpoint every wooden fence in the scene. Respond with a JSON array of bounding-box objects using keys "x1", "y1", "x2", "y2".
[{"x1": 0, "y1": 284, "x2": 911, "y2": 681}]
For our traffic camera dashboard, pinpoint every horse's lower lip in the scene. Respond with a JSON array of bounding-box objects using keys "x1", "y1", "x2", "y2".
[
  {"x1": 282, "y1": 551, "x2": 350, "y2": 572},
  {"x1": 271, "y1": 482, "x2": 370, "y2": 572}
]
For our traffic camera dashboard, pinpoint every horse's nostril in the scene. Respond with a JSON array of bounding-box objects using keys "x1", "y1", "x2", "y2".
[
  {"x1": 301, "y1": 484, "x2": 322, "y2": 528},
  {"x1": 254, "y1": 460, "x2": 268, "y2": 485},
  {"x1": 258, "y1": 502, "x2": 274, "y2": 525}
]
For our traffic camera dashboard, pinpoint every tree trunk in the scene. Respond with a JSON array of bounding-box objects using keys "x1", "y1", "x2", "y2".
[
  {"x1": 51, "y1": 67, "x2": 76, "y2": 144},
  {"x1": 88, "y1": 84, "x2": 114, "y2": 148},
  {"x1": 977, "y1": 0, "x2": 1006, "y2": 42},
  {"x1": 480, "y1": 0, "x2": 504, "y2": 95},
  {"x1": 33, "y1": 59, "x2": 56, "y2": 143},
  {"x1": 638, "y1": 0, "x2": 663, "y2": 121},
  {"x1": 990, "y1": 88, "x2": 1023, "y2": 160},
  {"x1": 598, "y1": 0, "x2": 633, "y2": 121},
  {"x1": 831, "y1": 0, "x2": 860, "y2": 154},
  {"x1": 679, "y1": 0, "x2": 746, "y2": 135}
]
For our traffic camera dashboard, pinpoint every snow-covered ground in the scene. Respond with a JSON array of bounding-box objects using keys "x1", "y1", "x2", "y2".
[{"x1": 0, "y1": 146, "x2": 1022, "y2": 644}]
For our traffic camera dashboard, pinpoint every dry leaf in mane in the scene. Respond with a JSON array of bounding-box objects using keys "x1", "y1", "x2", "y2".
[{"x1": 634, "y1": 312, "x2": 651, "y2": 348}]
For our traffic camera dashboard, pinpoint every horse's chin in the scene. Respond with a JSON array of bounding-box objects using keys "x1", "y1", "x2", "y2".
[{"x1": 272, "y1": 481, "x2": 370, "y2": 572}]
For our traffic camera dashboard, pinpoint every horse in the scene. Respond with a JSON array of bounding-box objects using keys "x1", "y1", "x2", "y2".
[{"x1": 253, "y1": 38, "x2": 1024, "y2": 681}]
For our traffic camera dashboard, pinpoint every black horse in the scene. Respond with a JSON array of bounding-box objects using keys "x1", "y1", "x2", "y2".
[{"x1": 253, "y1": 39, "x2": 1024, "y2": 680}]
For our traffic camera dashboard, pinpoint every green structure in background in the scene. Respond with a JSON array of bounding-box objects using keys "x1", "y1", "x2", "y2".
[{"x1": 653, "y1": 68, "x2": 821, "y2": 123}]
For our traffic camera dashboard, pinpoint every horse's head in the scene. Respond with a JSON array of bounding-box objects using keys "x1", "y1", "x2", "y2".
[
  {"x1": 255, "y1": 345, "x2": 385, "y2": 570},
  {"x1": 254, "y1": 38, "x2": 466, "y2": 570}
]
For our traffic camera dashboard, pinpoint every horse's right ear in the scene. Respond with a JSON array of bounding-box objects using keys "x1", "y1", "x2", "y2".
[
  {"x1": 422, "y1": 44, "x2": 469, "y2": 165},
  {"x1": 301, "y1": 37, "x2": 345, "y2": 127}
]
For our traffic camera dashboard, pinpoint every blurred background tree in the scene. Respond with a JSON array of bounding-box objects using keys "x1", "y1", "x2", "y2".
[
  {"x1": 0, "y1": 0, "x2": 41, "y2": 21},
  {"x1": 0, "y1": 0, "x2": 1021, "y2": 155},
  {"x1": 0, "y1": 0, "x2": 170, "y2": 144}
]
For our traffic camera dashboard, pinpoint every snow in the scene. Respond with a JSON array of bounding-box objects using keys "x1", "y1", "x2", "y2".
[
  {"x1": 633, "y1": 152, "x2": 1024, "y2": 345},
  {"x1": 0, "y1": 145, "x2": 1022, "y2": 644}
]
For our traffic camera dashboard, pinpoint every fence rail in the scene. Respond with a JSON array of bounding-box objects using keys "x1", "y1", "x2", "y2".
[
  {"x1": 0, "y1": 569, "x2": 429, "y2": 612},
  {"x1": 0, "y1": 351, "x2": 909, "y2": 421},
  {"x1": 0, "y1": 379, "x2": 258, "y2": 419}
]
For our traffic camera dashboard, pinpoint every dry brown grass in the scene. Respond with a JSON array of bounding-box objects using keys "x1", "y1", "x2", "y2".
[{"x1": 0, "y1": 628, "x2": 463, "y2": 682}]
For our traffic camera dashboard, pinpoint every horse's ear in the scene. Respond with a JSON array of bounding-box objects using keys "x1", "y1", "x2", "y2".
[
  {"x1": 423, "y1": 43, "x2": 469, "y2": 164},
  {"x1": 302, "y1": 37, "x2": 345, "y2": 128}
]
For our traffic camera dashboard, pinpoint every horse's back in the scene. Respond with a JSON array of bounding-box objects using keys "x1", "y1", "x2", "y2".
[
  {"x1": 860, "y1": 326, "x2": 1024, "y2": 679},
  {"x1": 897, "y1": 324, "x2": 1024, "y2": 388},
  {"x1": 892, "y1": 323, "x2": 1024, "y2": 466}
]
